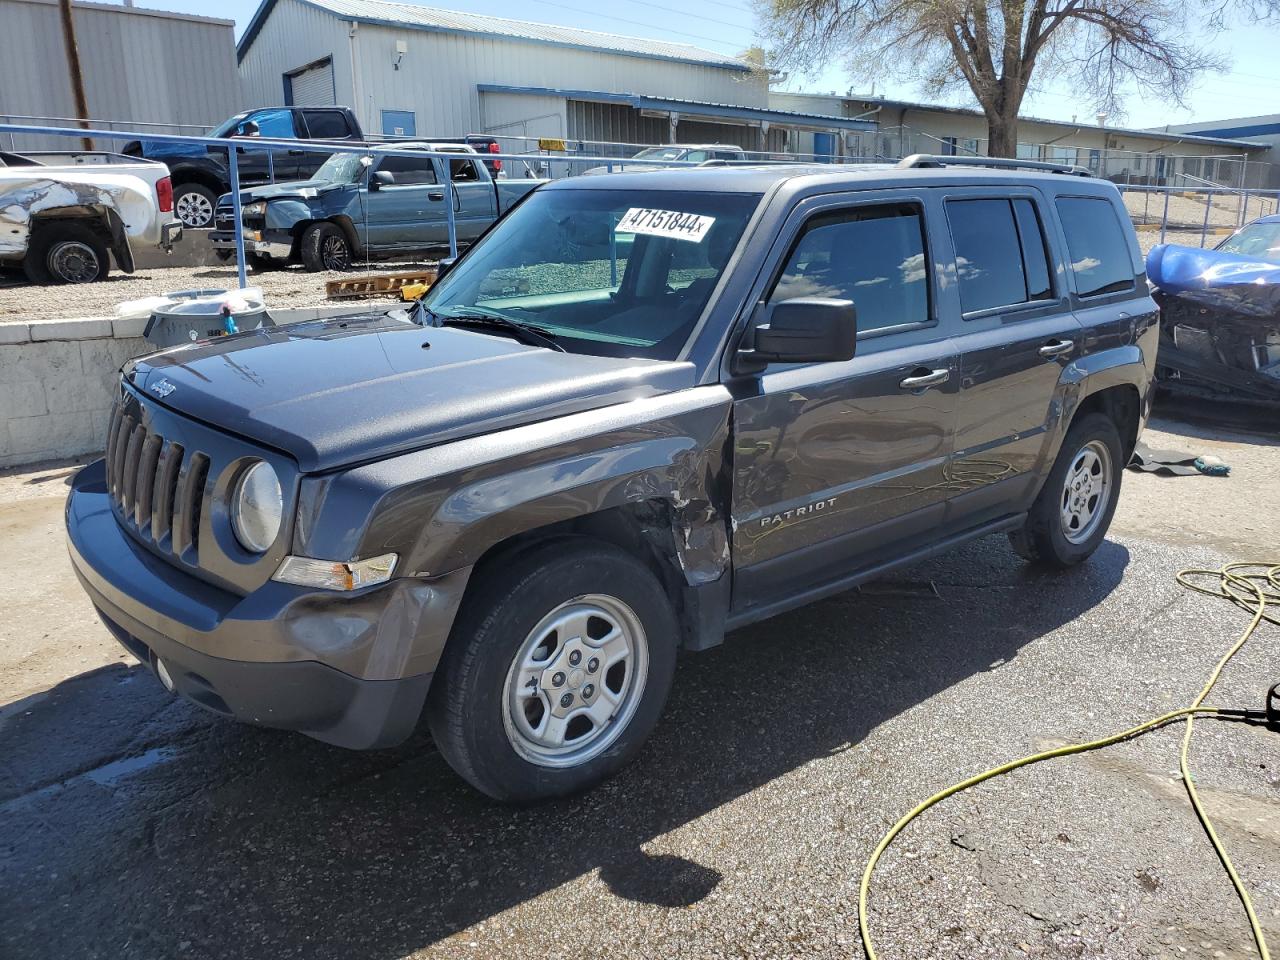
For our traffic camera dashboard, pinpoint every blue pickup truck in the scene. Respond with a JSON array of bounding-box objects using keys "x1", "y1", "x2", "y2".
[{"x1": 209, "y1": 145, "x2": 542, "y2": 271}]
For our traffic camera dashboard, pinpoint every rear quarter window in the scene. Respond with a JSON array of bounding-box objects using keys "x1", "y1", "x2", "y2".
[
  {"x1": 303, "y1": 110, "x2": 354, "y2": 139},
  {"x1": 1055, "y1": 197, "x2": 1136, "y2": 297}
]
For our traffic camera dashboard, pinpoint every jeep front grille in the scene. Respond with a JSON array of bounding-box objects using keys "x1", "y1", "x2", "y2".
[{"x1": 105, "y1": 402, "x2": 205, "y2": 559}]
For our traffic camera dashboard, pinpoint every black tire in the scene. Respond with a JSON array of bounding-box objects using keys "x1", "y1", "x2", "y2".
[
  {"x1": 1010, "y1": 412, "x2": 1124, "y2": 568},
  {"x1": 299, "y1": 222, "x2": 352, "y2": 272},
  {"x1": 426, "y1": 539, "x2": 679, "y2": 803},
  {"x1": 173, "y1": 183, "x2": 218, "y2": 229},
  {"x1": 248, "y1": 253, "x2": 284, "y2": 271},
  {"x1": 23, "y1": 222, "x2": 109, "y2": 285}
]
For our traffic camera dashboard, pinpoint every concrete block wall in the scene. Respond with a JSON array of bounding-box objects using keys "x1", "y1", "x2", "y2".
[
  {"x1": 0, "y1": 316, "x2": 149, "y2": 469},
  {"x1": 0, "y1": 304, "x2": 390, "y2": 469}
]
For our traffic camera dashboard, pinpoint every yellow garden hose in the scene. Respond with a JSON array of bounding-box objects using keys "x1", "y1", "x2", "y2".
[{"x1": 859, "y1": 561, "x2": 1280, "y2": 960}]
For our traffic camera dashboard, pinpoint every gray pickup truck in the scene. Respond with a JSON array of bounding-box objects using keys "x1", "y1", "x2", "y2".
[
  {"x1": 66, "y1": 156, "x2": 1156, "y2": 802},
  {"x1": 209, "y1": 145, "x2": 542, "y2": 271}
]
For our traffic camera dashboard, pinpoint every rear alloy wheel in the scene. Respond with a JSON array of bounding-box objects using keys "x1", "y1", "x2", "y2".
[
  {"x1": 300, "y1": 222, "x2": 352, "y2": 272},
  {"x1": 173, "y1": 184, "x2": 217, "y2": 229},
  {"x1": 1010, "y1": 412, "x2": 1123, "y2": 568},
  {"x1": 426, "y1": 540, "x2": 678, "y2": 803},
  {"x1": 24, "y1": 223, "x2": 109, "y2": 284}
]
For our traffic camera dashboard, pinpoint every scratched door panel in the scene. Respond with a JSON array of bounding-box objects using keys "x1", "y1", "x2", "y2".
[{"x1": 730, "y1": 335, "x2": 958, "y2": 607}]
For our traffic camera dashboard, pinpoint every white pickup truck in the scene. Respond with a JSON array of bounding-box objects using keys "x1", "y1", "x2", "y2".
[{"x1": 0, "y1": 151, "x2": 182, "y2": 284}]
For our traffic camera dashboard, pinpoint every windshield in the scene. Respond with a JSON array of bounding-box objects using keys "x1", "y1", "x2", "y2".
[
  {"x1": 207, "y1": 113, "x2": 250, "y2": 138},
  {"x1": 313, "y1": 151, "x2": 368, "y2": 183},
  {"x1": 1217, "y1": 221, "x2": 1280, "y2": 264},
  {"x1": 423, "y1": 188, "x2": 761, "y2": 360}
]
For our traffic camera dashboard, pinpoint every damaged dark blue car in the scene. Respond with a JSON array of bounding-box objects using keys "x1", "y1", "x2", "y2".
[{"x1": 1147, "y1": 214, "x2": 1280, "y2": 406}]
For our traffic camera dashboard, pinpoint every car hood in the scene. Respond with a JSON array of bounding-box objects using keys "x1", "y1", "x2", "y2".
[
  {"x1": 226, "y1": 179, "x2": 341, "y2": 204},
  {"x1": 124, "y1": 313, "x2": 694, "y2": 472},
  {"x1": 1147, "y1": 243, "x2": 1280, "y2": 322}
]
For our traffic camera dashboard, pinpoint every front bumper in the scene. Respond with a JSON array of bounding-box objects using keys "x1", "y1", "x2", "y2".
[
  {"x1": 65, "y1": 459, "x2": 449, "y2": 749},
  {"x1": 209, "y1": 229, "x2": 291, "y2": 259}
]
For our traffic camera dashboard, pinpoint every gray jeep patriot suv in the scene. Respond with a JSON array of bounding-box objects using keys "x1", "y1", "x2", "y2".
[{"x1": 66, "y1": 155, "x2": 1156, "y2": 801}]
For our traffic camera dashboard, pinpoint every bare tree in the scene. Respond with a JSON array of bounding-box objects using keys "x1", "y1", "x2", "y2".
[{"x1": 757, "y1": 0, "x2": 1269, "y2": 157}]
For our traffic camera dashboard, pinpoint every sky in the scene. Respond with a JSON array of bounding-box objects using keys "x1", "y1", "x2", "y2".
[{"x1": 142, "y1": 0, "x2": 1279, "y2": 129}]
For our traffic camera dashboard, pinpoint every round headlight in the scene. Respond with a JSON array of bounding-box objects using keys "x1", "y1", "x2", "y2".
[{"x1": 231, "y1": 461, "x2": 282, "y2": 553}]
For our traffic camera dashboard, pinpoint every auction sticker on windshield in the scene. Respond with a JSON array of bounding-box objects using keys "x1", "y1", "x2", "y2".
[{"x1": 617, "y1": 208, "x2": 715, "y2": 243}]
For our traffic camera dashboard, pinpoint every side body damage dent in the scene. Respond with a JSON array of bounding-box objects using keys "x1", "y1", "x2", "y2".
[
  {"x1": 295, "y1": 387, "x2": 736, "y2": 585},
  {"x1": 0, "y1": 176, "x2": 151, "y2": 260}
]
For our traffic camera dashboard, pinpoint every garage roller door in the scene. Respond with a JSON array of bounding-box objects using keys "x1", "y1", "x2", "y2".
[{"x1": 288, "y1": 60, "x2": 334, "y2": 106}]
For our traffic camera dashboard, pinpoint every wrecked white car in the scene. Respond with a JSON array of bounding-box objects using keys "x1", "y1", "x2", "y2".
[{"x1": 0, "y1": 151, "x2": 181, "y2": 284}]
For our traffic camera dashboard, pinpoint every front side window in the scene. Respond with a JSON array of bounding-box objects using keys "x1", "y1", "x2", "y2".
[
  {"x1": 422, "y1": 188, "x2": 761, "y2": 360},
  {"x1": 1056, "y1": 197, "x2": 1136, "y2": 297},
  {"x1": 947, "y1": 197, "x2": 1054, "y2": 314},
  {"x1": 769, "y1": 204, "x2": 930, "y2": 335},
  {"x1": 376, "y1": 153, "x2": 437, "y2": 186},
  {"x1": 1217, "y1": 221, "x2": 1280, "y2": 264}
]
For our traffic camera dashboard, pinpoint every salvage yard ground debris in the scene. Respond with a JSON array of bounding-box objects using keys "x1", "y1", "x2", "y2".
[
  {"x1": 1, "y1": 413, "x2": 1278, "y2": 959},
  {"x1": 0, "y1": 229, "x2": 1218, "y2": 324}
]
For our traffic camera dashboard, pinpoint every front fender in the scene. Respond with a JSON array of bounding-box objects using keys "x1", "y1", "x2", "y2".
[
  {"x1": 295, "y1": 387, "x2": 734, "y2": 586},
  {"x1": 263, "y1": 199, "x2": 316, "y2": 231}
]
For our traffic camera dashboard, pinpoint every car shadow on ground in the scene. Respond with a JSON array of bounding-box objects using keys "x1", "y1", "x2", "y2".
[{"x1": 0, "y1": 535, "x2": 1129, "y2": 959}]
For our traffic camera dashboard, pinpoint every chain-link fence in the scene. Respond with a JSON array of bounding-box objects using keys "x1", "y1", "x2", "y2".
[{"x1": 1119, "y1": 183, "x2": 1280, "y2": 254}]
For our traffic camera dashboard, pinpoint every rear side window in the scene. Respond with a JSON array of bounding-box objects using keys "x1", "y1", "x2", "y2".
[
  {"x1": 303, "y1": 110, "x2": 353, "y2": 139},
  {"x1": 450, "y1": 159, "x2": 481, "y2": 182},
  {"x1": 769, "y1": 204, "x2": 930, "y2": 335},
  {"x1": 1055, "y1": 197, "x2": 1135, "y2": 297},
  {"x1": 947, "y1": 198, "x2": 1054, "y2": 314}
]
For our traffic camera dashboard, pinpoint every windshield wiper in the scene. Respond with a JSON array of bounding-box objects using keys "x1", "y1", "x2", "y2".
[{"x1": 422, "y1": 306, "x2": 566, "y2": 352}]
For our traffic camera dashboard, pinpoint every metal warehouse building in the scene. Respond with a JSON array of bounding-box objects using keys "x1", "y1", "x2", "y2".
[
  {"x1": 235, "y1": 0, "x2": 874, "y2": 152},
  {"x1": 0, "y1": 0, "x2": 241, "y2": 150}
]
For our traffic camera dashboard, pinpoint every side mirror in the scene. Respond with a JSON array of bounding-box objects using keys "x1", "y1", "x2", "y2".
[
  {"x1": 370, "y1": 170, "x2": 395, "y2": 190},
  {"x1": 746, "y1": 298, "x2": 857, "y2": 365},
  {"x1": 237, "y1": 120, "x2": 261, "y2": 138},
  {"x1": 435, "y1": 256, "x2": 458, "y2": 280}
]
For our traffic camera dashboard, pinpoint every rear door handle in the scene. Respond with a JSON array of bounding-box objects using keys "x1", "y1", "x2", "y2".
[
  {"x1": 900, "y1": 368, "x2": 949, "y2": 390},
  {"x1": 1039, "y1": 339, "x2": 1074, "y2": 358}
]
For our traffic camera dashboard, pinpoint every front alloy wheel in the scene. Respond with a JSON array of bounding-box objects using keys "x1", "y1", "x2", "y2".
[
  {"x1": 426, "y1": 540, "x2": 678, "y2": 803},
  {"x1": 502, "y1": 594, "x2": 648, "y2": 768}
]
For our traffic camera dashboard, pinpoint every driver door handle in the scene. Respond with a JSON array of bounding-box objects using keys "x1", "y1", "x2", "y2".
[
  {"x1": 1039, "y1": 338, "x2": 1074, "y2": 358},
  {"x1": 900, "y1": 368, "x2": 950, "y2": 390},
  {"x1": 427, "y1": 191, "x2": 444, "y2": 201}
]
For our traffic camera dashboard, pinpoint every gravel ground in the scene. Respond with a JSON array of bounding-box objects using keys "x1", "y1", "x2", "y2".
[
  {"x1": 0, "y1": 407, "x2": 1277, "y2": 960},
  {"x1": 0, "y1": 258, "x2": 436, "y2": 323}
]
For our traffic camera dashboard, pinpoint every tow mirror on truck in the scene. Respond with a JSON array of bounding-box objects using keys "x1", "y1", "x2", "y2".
[{"x1": 741, "y1": 297, "x2": 858, "y2": 367}]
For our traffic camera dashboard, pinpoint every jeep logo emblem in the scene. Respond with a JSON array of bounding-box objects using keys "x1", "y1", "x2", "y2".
[{"x1": 150, "y1": 379, "x2": 176, "y2": 398}]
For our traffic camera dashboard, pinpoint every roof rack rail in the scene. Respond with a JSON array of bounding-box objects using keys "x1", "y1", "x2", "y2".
[{"x1": 896, "y1": 154, "x2": 1092, "y2": 177}]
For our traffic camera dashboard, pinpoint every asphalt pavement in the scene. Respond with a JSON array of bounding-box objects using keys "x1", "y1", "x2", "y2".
[{"x1": 1, "y1": 413, "x2": 1277, "y2": 960}]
